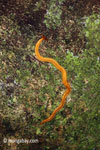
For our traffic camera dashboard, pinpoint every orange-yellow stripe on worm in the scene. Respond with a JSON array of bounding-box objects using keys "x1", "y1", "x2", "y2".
[{"x1": 35, "y1": 36, "x2": 71, "y2": 125}]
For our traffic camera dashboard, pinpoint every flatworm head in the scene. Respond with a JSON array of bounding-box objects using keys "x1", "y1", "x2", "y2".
[{"x1": 42, "y1": 35, "x2": 48, "y2": 41}]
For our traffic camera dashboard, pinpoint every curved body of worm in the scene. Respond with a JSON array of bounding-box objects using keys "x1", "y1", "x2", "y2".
[{"x1": 35, "y1": 36, "x2": 71, "y2": 125}]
